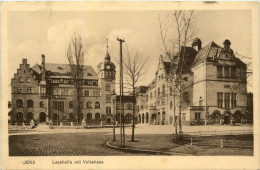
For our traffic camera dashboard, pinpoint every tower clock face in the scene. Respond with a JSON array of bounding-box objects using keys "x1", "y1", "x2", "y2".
[{"x1": 106, "y1": 65, "x2": 111, "y2": 69}]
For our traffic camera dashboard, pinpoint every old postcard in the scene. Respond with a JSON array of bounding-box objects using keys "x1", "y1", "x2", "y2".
[{"x1": 1, "y1": 1, "x2": 259, "y2": 170}]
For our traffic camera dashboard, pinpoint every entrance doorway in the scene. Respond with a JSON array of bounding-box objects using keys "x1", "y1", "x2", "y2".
[
  {"x1": 39, "y1": 112, "x2": 46, "y2": 122},
  {"x1": 224, "y1": 114, "x2": 230, "y2": 124}
]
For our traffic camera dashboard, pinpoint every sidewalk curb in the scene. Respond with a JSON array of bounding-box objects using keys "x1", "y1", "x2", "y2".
[{"x1": 106, "y1": 141, "x2": 190, "y2": 156}]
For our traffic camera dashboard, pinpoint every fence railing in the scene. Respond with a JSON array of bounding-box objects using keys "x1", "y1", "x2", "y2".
[{"x1": 183, "y1": 129, "x2": 253, "y2": 136}]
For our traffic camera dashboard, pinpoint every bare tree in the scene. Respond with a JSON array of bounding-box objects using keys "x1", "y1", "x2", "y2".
[
  {"x1": 67, "y1": 33, "x2": 85, "y2": 123},
  {"x1": 159, "y1": 10, "x2": 196, "y2": 141},
  {"x1": 122, "y1": 45, "x2": 148, "y2": 142}
]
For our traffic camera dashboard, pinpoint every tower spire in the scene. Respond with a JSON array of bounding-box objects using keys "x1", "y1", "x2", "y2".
[
  {"x1": 105, "y1": 38, "x2": 111, "y2": 61},
  {"x1": 106, "y1": 38, "x2": 109, "y2": 53}
]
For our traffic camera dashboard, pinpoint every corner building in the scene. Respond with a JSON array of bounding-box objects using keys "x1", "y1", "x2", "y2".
[
  {"x1": 10, "y1": 50, "x2": 116, "y2": 123},
  {"x1": 137, "y1": 39, "x2": 248, "y2": 125}
]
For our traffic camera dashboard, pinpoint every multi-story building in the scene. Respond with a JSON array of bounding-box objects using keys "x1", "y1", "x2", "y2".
[
  {"x1": 10, "y1": 50, "x2": 116, "y2": 124},
  {"x1": 137, "y1": 39, "x2": 249, "y2": 125}
]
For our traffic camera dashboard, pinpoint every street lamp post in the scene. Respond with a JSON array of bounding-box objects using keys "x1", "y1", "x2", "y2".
[{"x1": 111, "y1": 91, "x2": 117, "y2": 141}]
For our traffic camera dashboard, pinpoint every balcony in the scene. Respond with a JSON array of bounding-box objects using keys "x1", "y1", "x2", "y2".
[{"x1": 189, "y1": 106, "x2": 204, "y2": 110}]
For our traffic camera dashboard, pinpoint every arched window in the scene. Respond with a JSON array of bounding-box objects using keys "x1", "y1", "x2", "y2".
[
  {"x1": 158, "y1": 87, "x2": 160, "y2": 97},
  {"x1": 125, "y1": 114, "x2": 132, "y2": 122},
  {"x1": 27, "y1": 99, "x2": 34, "y2": 108},
  {"x1": 87, "y1": 113, "x2": 92, "y2": 120},
  {"x1": 16, "y1": 99, "x2": 23, "y2": 108},
  {"x1": 16, "y1": 112, "x2": 23, "y2": 121},
  {"x1": 69, "y1": 113, "x2": 74, "y2": 121},
  {"x1": 95, "y1": 102, "x2": 100, "y2": 109},
  {"x1": 95, "y1": 113, "x2": 100, "y2": 120},
  {"x1": 27, "y1": 112, "x2": 34, "y2": 120},
  {"x1": 154, "y1": 90, "x2": 156, "y2": 97},
  {"x1": 87, "y1": 101, "x2": 92, "y2": 109}
]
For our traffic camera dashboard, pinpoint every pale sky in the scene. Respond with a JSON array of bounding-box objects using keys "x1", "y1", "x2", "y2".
[{"x1": 7, "y1": 10, "x2": 252, "y2": 98}]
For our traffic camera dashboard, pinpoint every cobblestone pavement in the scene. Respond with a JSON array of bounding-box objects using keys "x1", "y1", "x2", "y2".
[
  {"x1": 9, "y1": 132, "x2": 147, "y2": 156},
  {"x1": 8, "y1": 124, "x2": 253, "y2": 156}
]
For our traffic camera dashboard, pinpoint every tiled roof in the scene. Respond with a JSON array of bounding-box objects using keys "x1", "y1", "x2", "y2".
[
  {"x1": 31, "y1": 63, "x2": 98, "y2": 79},
  {"x1": 192, "y1": 41, "x2": 221, "y2": 67},
  {"x1": 136, "y1": 86, "x2": 149, "y2": 93},
  {"x1": 116, "y1": 95, "x2": 134, "y2": 102},
  {"x1": 147, "y1": 78, "x2": 156, "y2": 91}
]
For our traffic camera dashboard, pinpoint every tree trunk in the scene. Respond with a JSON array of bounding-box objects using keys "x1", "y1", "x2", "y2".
[{"x1": 131, "y1": 87, "x2": 135, "y2": 142}]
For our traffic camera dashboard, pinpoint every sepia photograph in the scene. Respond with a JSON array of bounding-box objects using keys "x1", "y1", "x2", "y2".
[{"x1": 1, "y1": 1, "x2": 259, "y2": 170}]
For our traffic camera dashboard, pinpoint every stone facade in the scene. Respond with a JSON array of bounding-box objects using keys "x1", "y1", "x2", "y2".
[
  {"x1": 137, "y1": 39, "x2": 249, "y2": 125},
  {"x1": 10, "y1": 51, "x2": 116, "y2": 124}
]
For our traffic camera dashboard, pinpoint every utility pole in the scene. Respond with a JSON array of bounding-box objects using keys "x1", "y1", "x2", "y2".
[{"x1": 117, "y1": 37, "x2": 125, "y2": 147}]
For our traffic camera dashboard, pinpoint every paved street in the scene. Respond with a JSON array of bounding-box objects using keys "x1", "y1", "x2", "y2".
[
  {"x1": 9, "y1": 124, "x2": 253, "y2": 156},
  {"x1": 9, "y1": 132, "x2": 147, "y2": 156}
]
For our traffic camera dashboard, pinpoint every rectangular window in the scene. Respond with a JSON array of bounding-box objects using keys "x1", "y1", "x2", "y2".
[
  {"x1": 217, "y1": 92, "x2": 223, "y2": 108},
  {"x1": 224, "y1": 66, "x2": 229, "y2": 78},
  {"x1": 17, "y1": 87, "x2": 22, "y2": 93},
  {"x1": 53, "y1": 89, "x2": 61, "y2": 95},
  {"x1": 217, "y1": 65, "x2": 222, "y2": 78},
  {"x1": 12, "y1": 87, "x2": 16, "y2": 93},
  {"x1": 26, "y1": 78, "x2": 30, "y2": 83},
  {"x1": 27, "y1": 87, "x2": 33, "y2": 93},
  {"x1": 19, "y1": 77, "x2": 23, "y2": 83},
  {"x1": 162, "y1": 98, "x2": 165, "y2": 105},
  {"x1": 231, "y1": 66, "x2": 236, "y2": 78},
  {"x1": 93, "y1": 90, "x2": 100, "y2": 96},
  {"x1": 40, "y1": 101, "x2": 44, "y2": 108},
  {"x1": 85, "y1": 90, "x2": 90, "y2": 97},
  {"x1": 195, "y1": 112, "x2": 201, "y2": 120},
  {"x1": 231, "y1": 93, "x2": 237, "y2": 108},
  {"x1": 64, "y1": 79, "x2": 69, "y2": 84},
  {"x1": 106, "y1": 106, "x2": 111, "y2": 114},
  {"x1": 106, "y1": 83, "x2": 111, "y2": 91},
  {"x1": 52, "y1": 79, "x2": 59, "y2": 83},
  {"x1": 69, "y1": 101, "x2": 73, "y2": 109},
  {"x1": 182, "y1": 113, "x2": 186, "y2": 120},
  {"x1": 106, "y1": 95, "x2": 111, "y2": 103},
  {"x1": 53, "y1": 101, "x2": 64, "y2": 111},
  {"x1": 224, "y1": 92, "x2": 230, "y2": 109},
  {"x1": 40, "y1": 87, "x2": 46, "y2": 94}
]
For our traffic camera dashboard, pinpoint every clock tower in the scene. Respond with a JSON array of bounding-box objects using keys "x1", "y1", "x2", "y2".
[{"x1": 97, "y1": 40, "x2": 116, "y2": 123}]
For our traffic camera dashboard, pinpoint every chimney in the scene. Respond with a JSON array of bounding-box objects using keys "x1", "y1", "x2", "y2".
[
  {"x1": 192, "y1": 38, "x2": 202, "y2": 51},
  {"x1": 41, "y1": 54, "x2": 46, "y2": 81},
  {"x1": 22, "y1": 58, "x2": 27, "y2": 65},
  {"x1": 223, "y1": 39, "x2": 231, "y2": 51},
  {"x1": 42, "y1": 54, "x2": 45, "y2": 67}
]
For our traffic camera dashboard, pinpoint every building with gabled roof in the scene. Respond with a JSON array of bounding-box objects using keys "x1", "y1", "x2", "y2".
[
  {"x1": 137, "y1": 38, "x2": 249, "y2": 125},
  {"x1": 10, "y1": 49, "x2": 116, "y2": 124}
]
